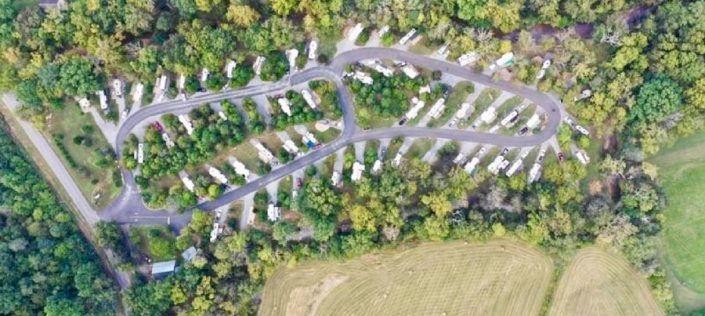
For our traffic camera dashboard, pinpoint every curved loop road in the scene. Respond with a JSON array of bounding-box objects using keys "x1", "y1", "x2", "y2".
[{"x1": 102, "y1": 48, "x2": 563, "y2": 227}]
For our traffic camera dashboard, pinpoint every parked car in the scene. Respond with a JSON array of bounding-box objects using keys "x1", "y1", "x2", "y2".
[
  {"x1": 557, "y1": 152, "x2": 565, "y2": 162},
  {"x1": 519, "y1": 127, "x2": 529, "y2": 135},
  {"x1": 153, "y1": 121, "x2": 164, "y2": 132}
]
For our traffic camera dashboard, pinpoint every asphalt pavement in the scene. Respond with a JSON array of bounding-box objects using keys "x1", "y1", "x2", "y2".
[{"x1": 69, "y1": 48, "x2": 565, "y2": 229}]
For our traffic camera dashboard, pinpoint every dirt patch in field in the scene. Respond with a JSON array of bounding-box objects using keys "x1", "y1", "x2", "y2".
[{"x1": 286, "y1": 274, "x2": 348, "y2": 316}]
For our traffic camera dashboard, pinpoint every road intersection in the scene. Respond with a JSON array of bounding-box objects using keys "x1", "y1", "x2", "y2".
[{"x1": 24, "y1": 47, "x2": 567, "y2": 229}]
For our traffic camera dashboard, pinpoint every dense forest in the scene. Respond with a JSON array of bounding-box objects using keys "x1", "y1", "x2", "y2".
[{"x1": 0, "y1": 118, "x2": 117, "y2": 314}]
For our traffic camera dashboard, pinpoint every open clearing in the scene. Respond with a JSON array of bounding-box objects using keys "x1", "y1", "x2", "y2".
[
  {"x1": 259, "y1": 240, "x2": 553, "y2": 316},
  {"x1": 648, "y1": 131, "x2": 705, "y2": 310},
  {"x1": 548, "y1": 247, "x2": 662, "y2": 316}
]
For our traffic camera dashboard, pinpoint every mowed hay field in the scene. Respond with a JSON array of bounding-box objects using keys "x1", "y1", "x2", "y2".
[
  {"x1": 259, "y1": 240, "x2": 554, "y2": 316},
  {"x1": 549, "y1": 247, "x2": 663, "y2": 316}
]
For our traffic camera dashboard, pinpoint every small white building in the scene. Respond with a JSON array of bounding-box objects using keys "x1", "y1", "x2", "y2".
[
  {"x1": 112, "y1": 79, "x2": 123, "y2": 97},
  {"x1": 96, "y1": 90, "x2": 108, "y2": 111},
  {"x1": 428, "y1": 98, "x2": 446, "y2": 119},
  {"x1": 464, "y1": 157, "x2": 481, "y2": 174},
  {"x1": 457, "y1": 102, "x2": 473, "y2": 119},
  {"x1": 536, "y1": 59, "x2": 551, "y2": 80},
  {"x1": 267, "y1": 204, "x2": 281, "y2": 221},
  {"x1": 285, "y1": 49, "x2": 298, "y2": 71},
  {"x1": 250, "y1": 139, "x2": 275, "y2": 164},
  {"x1": 303, "y1": 132, "x2": 318, "y2": 147},
  {"x1": 181, "y1": 246, "x2": 198, "y2": 262},
  {"x1": 225, "y1": 60, "x2": 237, "y2": 79},
  {"x1": 353, "y1": 71, "x2": 374, "y2": 85},
  {"x1": 528, "y1": 163, "x2": 542, "y2": 183},
  {"x1": 181, "y1": 174, "x2": 195, "y2": 192},
  {"x1": 151, "y1": 260, "x2": 176, "y2": 278},
  {"x1": 301, "y1": 89, "x2": 317, "y2": 109},
  {"x1": 453, "y1": 153, "x2": 466, "y2": 165},
  {"x1": 500, "y1": 110, "x2": 519, "y2": 127},
  {"x1": 178, "y1": 114, "x2": 194, "y2": 135},
  {"x1": 574, "y1": 149, "x2": 591, "y2": 165},
  {"x1": 491, "y1": 52, "x2": 514, "y2": 71},
  {"x1": 398, "y1": 29, "x2": 417, "y2": 45},
  {"x1": 200, "y1": 68, "x2": 210, "y2": 83},
  {"x1": 480, "y1": 107, "x2": 497, "y2": 124},
  {"x1": 308, "y1": 40, "x2": 318, "y2": 60},
  {"x1": 374, "y1": 64, "x2": 394, "y2": 77},
  {"x1": 458, "y1": 52, "x2": 479, "y2": 66},
  {"x1": 575, "y1": 125, "x2": 590, "y2": 136},
  {"x1": 487, "y1": 154, "x2": 508, "y2": 175},
  {"x1": 283, "y1": 140, "x2": 299, "y2": 154},
  {"x1": 378, "y1": 25, "x2": 390, "y2": 37},
  {"x1": 372, "y1": 160, "x2": 383, "y2": 174},
  {"x1": 575, "y1": 89, "x2": 592, "y2": 101},
  {"x1": 351, "y1": 161, "x2": 365, "y2": 182},
  {"x1": 401, "y1": 64, "x2": 419, "y2": 79},
  {"x1": 348, "y1": 23, "x2": 365, "y2": 42},
  {"x1": 229, "y1": 158, "x2": 251, "y2": 180},
  {"x1": 436, "y1": 44, "x2": 450, "y2": 58},
  {"x1": 137, "y1": 143, "x2": 144, "y2": 164},
  {"x1": 405, "y1": 100, "x2": 426, "y2": 120},
  {"x1": 505, "y1": 151, "x2": 530, "y2": 177},
  {"x1": 132, "y1": 83, "x2": 144, "y2": 104},
  {"x1": 526, "y1": 113, "x2": 541, "y2": 129},
  {"x1": 331, "y1": 171, "x2": 342, "y2": 186},
  {"x1": 277, "y1": 98, "x2": 292, "y2": 116},
  {"x1": 157, "y1": 74, "x2": 168, "y2": 92},
  {"x1": 177, "y1": 74, "x2": 186, "y2": 91},
  {"x1": 419, "y1": 85, "x2": 431, "y2": 94},
  {"x1": 208, "y1": 166, "x2": 228, "y2": 184},
  {"x1": 392, "y1": 152, "x2": 403, "y2": 167},
  {"x1": 162, "y1": 133, "x2": 175, "y2": 148},
  {"x1": 253, "y1": 56, "x2": 266, "y2": 76},
  {"x1": 209, "y1": 222, "x2": 223, "y2": 242},
  {"x1": 78, "y1": 98, "x2": 91, "y2": 111}
]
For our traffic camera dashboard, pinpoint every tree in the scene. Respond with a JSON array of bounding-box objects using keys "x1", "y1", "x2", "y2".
[
  {"x1": 271, "y1": 0, "x2": 297, "y2": 16},
  {"x1": 226, "y1": 4, "x2": 260, "y2": 27},
  {"x1": 95, "y1": 221, "x2": 124, "y2": 250},
  {"x1": 58, "y1": 57, "x2": 102, "y2": 97},
  {"x1": 631, "y1": 74, "x2": 683, "y2": 124},
  {"x1": 272, "y1": 220, "x2": 296, "y2": 244}
]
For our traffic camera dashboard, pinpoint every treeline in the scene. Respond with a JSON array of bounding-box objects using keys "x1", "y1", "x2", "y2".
[
  {"x1": 553, "y1": 1, "x2": 705, "y2": 156},
  {"x1": 0, "y1": 118, "x2": 117, "y2": 314},
  {"x1": 123, "y1": 140, "x2": 675, "y2": 314},
  {"x1": 0, "y1": 0, "x2": 640, "y2": 113}
]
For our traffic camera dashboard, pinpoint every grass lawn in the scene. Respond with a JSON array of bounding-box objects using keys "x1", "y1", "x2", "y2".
[
  {"x1": 45, "y1": 106, "x2": 121, "y2": 209},
  {"x1": 496, "y1": 96, "x2": 524, "y2": 118},
  {"x1": 12, "y1": 0, "x2": 38, "y2": 9},
  {"x1": 356, "y1": 106, "x2": 398, "y2": 129},
  {"x1": 461, "y1": 88, "x2": 501, "y2": 128},
  {"x1": 129, "y1": 225, "x2": 177, "y2": 261},
  {"x1": 428, "y1": 81, "x2": 474, "y2": 128},
  {"x1": 408, "y1": 37, "x2": 436, "y2": 55},
  {"x1": 648, "y1": 131, "x2": 705, "y2": 310},
  {"x1": 406, "y1": 138, "x2": 434, "y2": 160},
  {"x1": 231, "y1": 142, "x2": 261, "y2": 172},
  {"x1": 260, "y1": 240, "x2": 553, "y2": 316}
]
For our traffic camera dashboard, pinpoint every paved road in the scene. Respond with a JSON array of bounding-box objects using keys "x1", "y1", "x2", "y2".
[
  {"x1": 101, "y1": 47, "x2": 564, "y2": 228},
  {"x1": 1, "y1": 94, "x2": 102, "y2": 226},
  {"x1": 1, "y1": 93, "x2": 133, "y2": 289}
]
